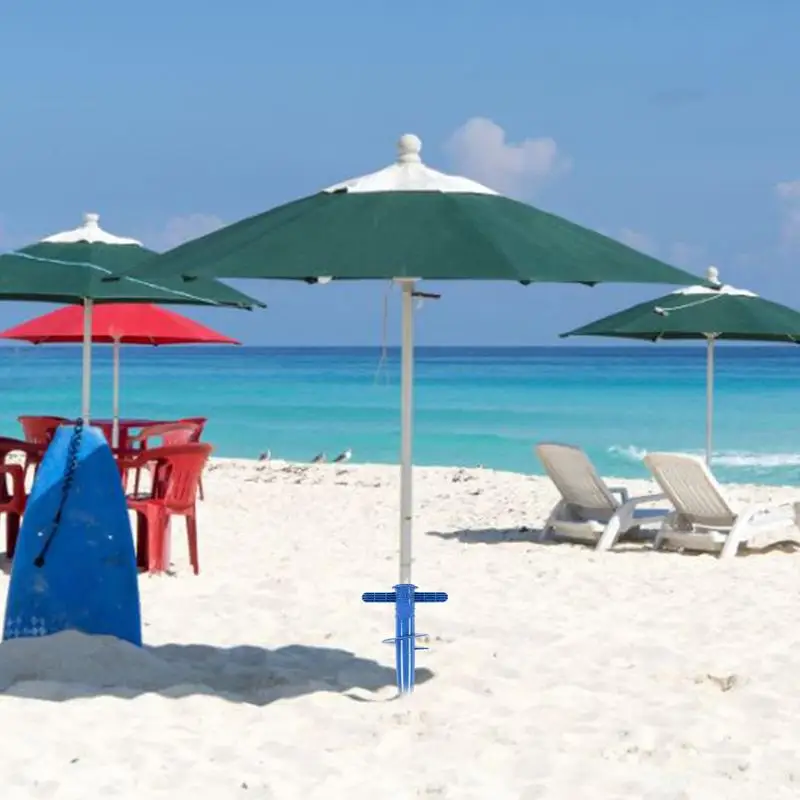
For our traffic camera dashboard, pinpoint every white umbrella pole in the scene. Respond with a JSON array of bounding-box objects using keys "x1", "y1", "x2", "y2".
[
  {"x1": 399, "y1": 279, "x2": 415, "y2": 585},
  {"x1": 81, "y1": 299, "x2": 93, "y2": 421},
  {"x1": 112, "y1": 338, "x2": 121, "y2": 448},
  {"x1": 705, "y1": 336, "x2": 715, "y2": 465}
]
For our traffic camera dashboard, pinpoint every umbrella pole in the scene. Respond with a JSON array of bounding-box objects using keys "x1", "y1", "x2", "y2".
[
  {"x1": 112, "y1": 338, "x2": 121, "y2": 448},
  {"x1": 81, "y1": 299, "x2": 93, "y2": 421},
  {"x1": 399, "y1": 279, "x2": 414, "y2": 585},
  {"x1": 363, "y1": 278, "x2": 448, "y2": 697},
  {"x1": 706, "y1": 335, "x2": 715, "y2": 465}
]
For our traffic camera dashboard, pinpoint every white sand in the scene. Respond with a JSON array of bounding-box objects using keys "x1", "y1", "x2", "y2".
[{"x1": 1, "y1": 459, "x2": 799, "y2": 799}]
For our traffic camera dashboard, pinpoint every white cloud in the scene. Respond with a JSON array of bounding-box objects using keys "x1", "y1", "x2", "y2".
[
  {"x1": 444, "y1": 117, "x2": 571, "y2": 197},
  {"x1": 158, "y1": 213, "x2": 225, "y2": 251},
  {"x1": 612, "y1": 229, "x2": 706, "y2": 271},
  {"x1": 668, "y1": 241, "x2": 706, "y2": 268},
  {"x1": 783, "y1": 207, "x2": 800, "y2": 244},
  {"x1": 776, "y1": 180, "x2": 800, "y2": 246},
  {"x1": 618, "y1": 228, "x2": 656, "y2": 255},
  {"x1": 776, "y1": 179, "x2": 800, "y2": 202}
]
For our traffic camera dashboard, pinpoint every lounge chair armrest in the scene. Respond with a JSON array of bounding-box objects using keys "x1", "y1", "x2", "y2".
[
  {"x1": 608, "y1": 485, "x2": 630, "y2": 503},
  {"x1": 606, "y1": 492, "x2": 671, "y2": 534},
  {"x1": 623, "y1": 492, "x2": 669, "y2": 507},
  {"x1": 738, "y1": 502, "x2": 796, "y2": 526}
]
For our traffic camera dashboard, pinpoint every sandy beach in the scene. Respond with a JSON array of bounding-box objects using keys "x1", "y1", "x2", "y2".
[{"x1": 0, "y1": 458, "x2": 799, "y2": 799}]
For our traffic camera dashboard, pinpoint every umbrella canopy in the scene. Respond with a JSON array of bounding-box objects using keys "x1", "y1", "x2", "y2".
[
  {"x1": 0, "y1": 213, "x2": 263, "y2": 419},
  {"x1": 0, "y1": 303, "x2": 239, "y2": 446},
  {"x1": 0, "y1": 303, "x2": 241, "y2": 345},
  {"x1": 562, "y1": 266, "x2": 800, "y2": 462},
  {"x1": 562, "y1": 266, "x2": 800, "y2": 342},
  {"x1": 116, "y1": 135, "x2": 700, "y2": 286},
  {"x1": 0, "y1": 213, "x2": 261, "y2": 307},
  {"x1": 117, "y1": 132, "x2": 701, "y2": 636}
]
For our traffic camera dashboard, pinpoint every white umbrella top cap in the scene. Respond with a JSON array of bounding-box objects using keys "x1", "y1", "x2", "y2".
[
  {"x1": 40, "y1": 213, "x2": 142, "y2": 246},
  {"x1": 324, "y1": 133, "x2": 499, "y2": 196},
  {"x1": 671, "y1": 266, "x2": 757, "y2": 298}
]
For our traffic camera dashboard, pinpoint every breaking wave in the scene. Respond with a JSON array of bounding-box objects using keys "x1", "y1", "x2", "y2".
[{"x1": 608, "y1": 444, "x2": 800, "y2": 471}]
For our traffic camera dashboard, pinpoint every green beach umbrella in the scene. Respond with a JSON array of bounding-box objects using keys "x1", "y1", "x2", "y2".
[
  {"x1": 562, "y1": 266, "x2": 800, "y2": 463},
  {"x1": 1, "y1": 213, "x2": 264, "y2": 419},
  {"x1": 118, "y1": 133, "x2": 701, "y2": 585}
]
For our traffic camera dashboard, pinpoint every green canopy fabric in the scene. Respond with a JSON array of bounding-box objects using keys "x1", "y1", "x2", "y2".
[
  {"x1": 563, "y1": 268, "x2": 800, "y2": 342},
  {"x1": 118, "y1": 132, "x2": 701, "y2": 593},
  {"x1": 1, "y1": 213, "x2": 264, "y2": 419},
  {"x1": 562, "y1": 266, "x2": 800, "y2": 463},
  {"x1": 119, "y1": 135, "x2": 699, "y2": 287},
  {"x1": 1, "y1": 214, "x2": 262, "y2": 308}
]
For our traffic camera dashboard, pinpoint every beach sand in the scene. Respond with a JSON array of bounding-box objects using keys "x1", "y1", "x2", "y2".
[{"x1": 0, "y1": 459, "x2": 799, "y2": 799}]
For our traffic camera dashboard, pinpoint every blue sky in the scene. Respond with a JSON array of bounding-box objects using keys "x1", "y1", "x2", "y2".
[{"x1": 1, "y1": 0, "x2": 798, "y2": 345}]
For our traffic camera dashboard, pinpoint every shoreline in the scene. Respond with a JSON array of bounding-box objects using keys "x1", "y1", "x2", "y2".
[{"x1": 207, "y1": 455, "x2": 800, "y2": 492}]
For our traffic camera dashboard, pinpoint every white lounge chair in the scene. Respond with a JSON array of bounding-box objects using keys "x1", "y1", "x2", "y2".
[
  {"x1": 643, "y1": 451, "x2": 800, "y2": 558},
  {"x1": 535, "y1": 442, "x2": 671, "y2": 551}
]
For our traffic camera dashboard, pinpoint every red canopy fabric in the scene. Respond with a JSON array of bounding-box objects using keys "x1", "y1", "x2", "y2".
[{"x1": 0, "y1": 303, "x2": 240, "y2": 345}]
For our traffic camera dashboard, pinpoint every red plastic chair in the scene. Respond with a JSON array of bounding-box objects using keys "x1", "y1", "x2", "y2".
[
  {"x1": 121, "y1": 443, "x2": 212, "y2": 574},
  {"x1": 0, "y1": 437, "x2": 40, "y2": 558},
  {"x1": 172, "y1": 418, "x2": 207, "y2": 444},
  {"x1": 93, "y1": 421, "x2": 116, "y2": 448},
  {"x1": 127, "y1": 421, "x2": 202, "y2": 496},
  {"x1": 169, "y1": 417, "x2": 208, "y2": 500},
  {"x1": 17, "y1": 415, "x2": 67, "y2": 484},
  {"x1": 18, "y1": 415, "x2": 67, "y2": 444}
]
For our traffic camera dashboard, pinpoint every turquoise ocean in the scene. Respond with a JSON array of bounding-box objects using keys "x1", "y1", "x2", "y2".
[{"x1": 1, "y1": 345, "x2": 798, "y2": 486}]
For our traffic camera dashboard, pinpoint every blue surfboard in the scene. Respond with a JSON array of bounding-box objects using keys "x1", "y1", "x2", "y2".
[{"x1": 3, "y1": 424, "x2": 142, "y2": 646}]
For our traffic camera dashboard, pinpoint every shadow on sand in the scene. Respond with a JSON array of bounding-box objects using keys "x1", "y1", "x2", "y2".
[
  {"x1": 0, "y1": 435, "x2": 435, "y2": 706},
  {"x1": 426, "y1": 526, "x2": 660, "y2": 550},
  {"x1": 427, "y1": 526, "x2": 800, "y2": 557},
  {"x1": 0, "y1": 635, "x2": 434, "y2": 706},
  {"x1": 426, "y1": 526, "x2": 551, "y2": 545}
]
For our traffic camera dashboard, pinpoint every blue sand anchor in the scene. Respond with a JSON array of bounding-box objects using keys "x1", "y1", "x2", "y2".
[{"x1": 362, "y1": 584, "x2": 447, "y2": 694}]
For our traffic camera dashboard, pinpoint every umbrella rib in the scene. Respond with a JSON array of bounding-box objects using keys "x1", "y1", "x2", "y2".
[
  {"x1": 657, "y1": 294, "x2": 724, "y2": 314},
  {"x1": 11, "y1": 251, "x2": 223, "y2": 306},
  {"x1": 13, "y1": 251, "x2": 112, "y2": 274}
]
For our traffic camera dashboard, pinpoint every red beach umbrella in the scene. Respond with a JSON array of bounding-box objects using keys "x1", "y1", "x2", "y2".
[{"x1": 0, "y1": 303, "x2": 239, "y2": 444}]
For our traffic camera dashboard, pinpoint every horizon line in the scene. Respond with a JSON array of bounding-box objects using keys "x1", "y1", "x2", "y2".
[{"x1": 0, "y1": 342, "x2": 792, "y2": 350}]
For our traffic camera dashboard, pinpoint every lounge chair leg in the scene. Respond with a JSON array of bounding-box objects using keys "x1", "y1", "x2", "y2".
[
  {"x1": 653, "y1": 517, "x2": 671, "y2": 551},
  {"x1": 538, "y1": 500, "x2": 566, "y2": 542},
  {"x1": 720, "y1": 523, "x2": 745, "y2": 559},
  {"x1": 596, "y1": 515, "x2": 622, "y2": 552}
]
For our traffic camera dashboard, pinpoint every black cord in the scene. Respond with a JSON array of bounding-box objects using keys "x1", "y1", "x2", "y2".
[{"x1": 34, "y1": 418, "x2": 84, "y2": 568}]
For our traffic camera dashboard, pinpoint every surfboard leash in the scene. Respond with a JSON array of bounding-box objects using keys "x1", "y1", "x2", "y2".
[{"x1": 34, "y1": 418, "x2": 84, "y2": 568}]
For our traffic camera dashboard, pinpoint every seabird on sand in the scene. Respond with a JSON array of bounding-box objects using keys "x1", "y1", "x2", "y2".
[
  {"x1": 311, "y1": 452, "x2": 326, "y2": 464},
  {"x1": 332, "y1": 448, "x2": 352, "y2": 464}
]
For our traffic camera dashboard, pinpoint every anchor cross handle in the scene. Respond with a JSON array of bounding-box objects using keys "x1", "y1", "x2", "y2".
[{"x1": 362, "y1": 591, "x2": 448, "y2": 603}]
